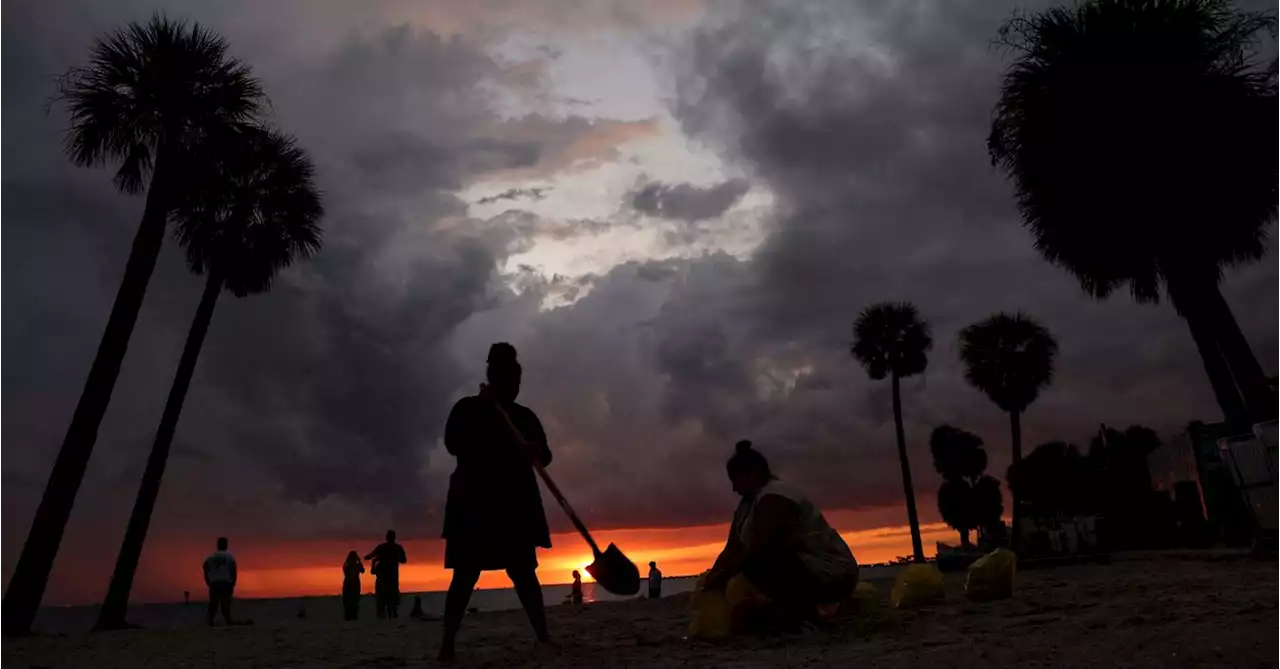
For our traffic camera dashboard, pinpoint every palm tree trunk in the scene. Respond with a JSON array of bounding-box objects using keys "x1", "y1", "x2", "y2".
[
  {"x1": 2, "y1": 158, "x2": 173, "y2": 637},
  {"x1": 1202, "y1": 285, "x2": 1276, "y2": 423},
  {"x1": 1185, "y1": 308, "x2": 1250, "y2": 428},
  {"x1": 1009, "y1": 409, "x2": 1023, "y2": 554},
  {"x1": 1167, "y1": 272, "x2": 1253, "y2": 429},
  {"x1": 891, "y1": 373, "x2": 926, "y2": 563},
  {"x1": 95, "y1": 271, "x2": 223, "y2": 631}
]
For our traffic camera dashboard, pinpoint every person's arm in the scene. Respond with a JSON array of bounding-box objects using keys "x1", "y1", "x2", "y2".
[
  {"x1": 527, "y1": 411, "x2": 552, "y2": 468},
  {"x1": 364, "y1": 547, "x2": 378, "y2": 561},
  {"x1": 359, "y1": 563, "x2": 366, "y2": 574},
  {"x1": 229, "y1": 557, "x2": 238, "y2": 587},
  {"x1": 203, "y1": 557, "x2": 212, "y2": 587},
  {"x1": 398, "y1": 546, "x2": 407, "y2": 564},
  {"x1": 744, "y1": 494, "x2": 799, "y2": 555},
  {"x1": 706, "y1": 527, "x2": 745, "y2": 589}
]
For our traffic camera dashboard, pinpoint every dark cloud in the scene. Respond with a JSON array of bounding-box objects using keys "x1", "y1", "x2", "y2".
[
  {"x1": 476, "y1": 186, "x2": 552, "y2": 205},
  {"x1": 629, "y1": 178, "x2": 750, "y2": 221}
]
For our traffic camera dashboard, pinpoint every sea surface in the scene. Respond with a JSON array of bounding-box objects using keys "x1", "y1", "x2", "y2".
[{"x1": 33, "y1": 564, "x2": 906, "y2": 635}]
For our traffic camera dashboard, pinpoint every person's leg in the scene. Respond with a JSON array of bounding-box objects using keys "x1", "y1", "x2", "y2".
[
  {"x1": 220, "y1": 586, "x2": 235, "y2": 625},
  {"x1": 506, "y1": 567, "x2": 549, "y2": 642},
  {"x1": 206, "y1": 587, "x2": 217, "y2": 626},
  {"x1": 439, "y1": 569, "x2": 481, "y2": 662},
  {"x1": 742, "y1": 551, "x2": 822, "y2": 632}
]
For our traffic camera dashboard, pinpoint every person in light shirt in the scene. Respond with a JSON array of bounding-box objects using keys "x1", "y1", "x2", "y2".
[{"x1": 202, "y1": 536, "x2": 238, "y2": 626}]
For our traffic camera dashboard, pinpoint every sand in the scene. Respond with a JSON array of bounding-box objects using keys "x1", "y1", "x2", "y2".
[{"x1": 6, "y1": 551, "x2": 1276, "y2": 669}]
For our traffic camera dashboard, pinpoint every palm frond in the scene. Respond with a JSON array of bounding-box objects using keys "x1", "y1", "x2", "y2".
[
  {"x1": 988, "y1": 0, "x2": 1277, "y2": 302},
  {"x1": 851, "y1": 301, "x2": 933, "y2": 380},
  {"x1": 171, "y1": 125, "x2": 324, "y2": 297},
  {"x1": 958, "y1": 312, "x2": 1058, "y2": 413},
  {"x1": 57, "y1": 13, "x2": 265, "y2": 194}
]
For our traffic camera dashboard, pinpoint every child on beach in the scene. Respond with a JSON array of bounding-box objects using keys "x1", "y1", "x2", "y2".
[
  {"x1": 648, "y1": 562, "x2": 663, "y2": 599},
  {"x1": 571, "y1": 571, "x2": 584, "y2": 605},
  {"x1": 202, "y1": 537, "x2": 238, "y2": 627}
]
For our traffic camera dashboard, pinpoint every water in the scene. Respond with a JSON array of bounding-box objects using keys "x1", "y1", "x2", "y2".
[
  {"x1": 34, "y1": 565, "x2": 906, "y2": 635},
  {"x1": 31, "y1": 578, "x2": 699, "y2": 635}
]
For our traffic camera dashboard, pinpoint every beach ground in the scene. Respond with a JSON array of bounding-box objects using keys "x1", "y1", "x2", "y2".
[{"x1": 6, "y1": 551, "x2": 1276, "y2": 668}]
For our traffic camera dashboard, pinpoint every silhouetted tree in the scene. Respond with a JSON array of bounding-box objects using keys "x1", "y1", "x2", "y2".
[
  {"x1": 3, "y1": 16, "x2": 264, "y2": 636},
  {"x1": 930, "y1": 425, "x2": 1004, "y2": 548},
  {"x1": 852, "y1": 302, "x2": 932, "y2": 563},
  {"x1": 1008, "y1": 441, "x2": 1093, "y2": 518},
  {"x1": 95, "y1": 126, "x2": 323, "y2": 630},
  {"x1": 958, "y1": 312, "x2": 1057, "y2": 551},
  {"x1": 989, "y1": 0, "x2": 1278, "y2": 428},
  {"x1": 1087, "y1": 424, "x2": 1160, "y2": 549}
]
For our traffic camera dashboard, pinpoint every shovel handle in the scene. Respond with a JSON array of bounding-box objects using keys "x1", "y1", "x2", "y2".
[{"x1": 488, "y1": 399, "x2": 602, "y2": 557}]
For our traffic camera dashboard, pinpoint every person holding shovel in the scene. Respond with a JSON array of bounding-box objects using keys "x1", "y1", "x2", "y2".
[{"x1": 438, "y1": 343, "x2": 553, "y2": 663}]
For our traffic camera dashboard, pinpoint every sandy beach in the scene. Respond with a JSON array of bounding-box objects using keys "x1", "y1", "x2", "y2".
[{"x1": 5, "y1": 551, "x2": 1275, "y2": 668}]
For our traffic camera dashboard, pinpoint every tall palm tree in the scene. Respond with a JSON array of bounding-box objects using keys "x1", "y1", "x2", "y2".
[
  {"x1": 2, "y1": 16, "x2": 264, "y2": 636},
  {"x1": 988, "y1": 0, "x2": 1277, "y2": 429},
  {"x1": 95, "y1": 127, "x2": 323, "y2": 630},
  {"x1": 851, "y1": 302, "x2": 932, "y2": 563},
  {"x1": 958, "y1": 312, "x2": 1058, "y2": 552}
]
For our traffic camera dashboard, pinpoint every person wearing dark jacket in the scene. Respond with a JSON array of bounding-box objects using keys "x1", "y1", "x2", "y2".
[{"x1": 438, "y1": 343, "x2": 553, "y2": 663}]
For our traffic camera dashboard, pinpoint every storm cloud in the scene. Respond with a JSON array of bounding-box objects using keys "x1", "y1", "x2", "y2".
[{"x1": 2, "y1": 0, "x2": 1276, "y2": 606}]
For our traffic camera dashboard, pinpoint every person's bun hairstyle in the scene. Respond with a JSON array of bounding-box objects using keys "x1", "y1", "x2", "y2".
[
  {"x1": 487, "y1": 342, "x2": 518, "y2": 365},
  {"x1": 727, "y1": 439, "x2": 773, "y2": 478}
]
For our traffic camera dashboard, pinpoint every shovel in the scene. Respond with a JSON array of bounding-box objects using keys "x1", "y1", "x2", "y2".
[{"x1": 487, "y1": 393, "x2": 641, "y2": 596}]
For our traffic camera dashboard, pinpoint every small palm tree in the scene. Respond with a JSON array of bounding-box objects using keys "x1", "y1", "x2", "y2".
[
  {"x1": 3, "y1": 15, "x2": 264, "y2": 636},
  {"x1": 958, "y1": 312, "x2": 1057, "y2": 551},
  {"x1": 852, "y1": 302, "x2": 932, "y2": 563},
  {"x1": 94, "y1": 126, "x2": 323, "y2": 630},
  {"x1": 988, "y1": 0, "x2": 1277, "y2": 427},
  {"x1": 930, "y1": 425, "x2": 989, "y2": 549}
]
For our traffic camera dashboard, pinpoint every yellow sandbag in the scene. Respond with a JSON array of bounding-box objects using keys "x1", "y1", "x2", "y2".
[
  {"x1": 890, "y1": 564, "x2": 945, "y2": 608},
  {"x1": 852, "y1": 581, "x2": 879, "y2": 606},
  {"x1": 965, "y1": 548, "x2": 1017, "y2": 602},
  {"x1": 726, "y1": 573, "x2": 768, "y2": 609},
  {"x1": 687, "y1": 574, "x2": 732, "y2": 640}
]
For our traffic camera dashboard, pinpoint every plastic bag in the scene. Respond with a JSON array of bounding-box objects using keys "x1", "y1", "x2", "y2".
[
  {"x1": 688, "y1": 573, "x2": 770, "y2": 639},
  {"x1": 687, "y1": 574, "x2": 733, "y2": 640},
  {"x1": 890, "y1": 563, "x2": 945, "y2": 608},
  {"x1": 965, "y1": 548, "x2": 1017, "y2": 602}
]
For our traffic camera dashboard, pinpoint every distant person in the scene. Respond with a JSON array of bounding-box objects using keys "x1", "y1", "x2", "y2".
[
  {"x1": 342, "y1": 551, "x2": 365, "y2": 621},
  {"x1": 409, "y1": 595, "x2": 428, "y2": 620},
  {"x1": 365, "y1": 531, "x2": 407, "y2": 619},
  {"x1": 571, "y1": 570, "x2": 584, "y2": 605},
  {"x1": 648, "y1": 562, "x2": 663, "y2": 599},
  {"x1": 438, "y1": 343, "x2": 554, "y2": 663},
  {"x1": 184, "y1": 590, "x2": 190, "y2": 606},
  {"x1": 203, "y1": 537, "x2": 238, "y2": 626},
  {"x1": 706, "y1": 441, "x2": 859, "y2": 631}
]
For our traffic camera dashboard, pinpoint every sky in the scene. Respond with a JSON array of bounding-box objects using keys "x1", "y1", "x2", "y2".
[{"x1": 2, "y1": 0, "x2": 1276, "y2": 606}]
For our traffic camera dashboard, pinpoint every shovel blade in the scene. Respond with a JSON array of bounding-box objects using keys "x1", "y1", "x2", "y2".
[{"x1": 585, "y1": 543, "x2": 640, "y2": 596}]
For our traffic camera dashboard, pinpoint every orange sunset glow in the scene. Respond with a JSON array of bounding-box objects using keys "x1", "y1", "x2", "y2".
[{"x1": 222, "y1": 515, "x2": 958, "y2": 601}]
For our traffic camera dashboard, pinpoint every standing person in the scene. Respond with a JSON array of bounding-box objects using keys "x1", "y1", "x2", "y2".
[
  {"x1": 365, "y1": 531, "x2": 407, "y2": 619},
  {"x1": 570, "y1": 571, "x2": 584, "y2": 606},
  {"x1": 342, "y1": 551, "x2": 365, "y2": 621},
  {"x1": 648, "y1": 562, "x2": 663, "y2": 599},
  {"x1": 438, "y1": 343, "x2": 554, "y2": 663},
  {"x1": 203, "y1": 537, "x2": 237, "y2": 627}
]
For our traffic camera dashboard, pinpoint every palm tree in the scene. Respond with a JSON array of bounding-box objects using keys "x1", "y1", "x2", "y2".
[
  {"x1": 2, "y1": 16, "x2": 264, "y2": 636},
  {"x1": 851, "y1": 302, "x2": 932, "y2": 563},
  {"x1": 988, "y1": 0, "x2": 1277, "y2": 428},
  {"x1": 94, "y1": 127, "x2": 323, "y2": 630},
  {"x1": 958, "y1": 312, "x2": 1057, "y2": 552},
  {"x1": 930, "y1": 425, "x2": 990, "y2": 549}
]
